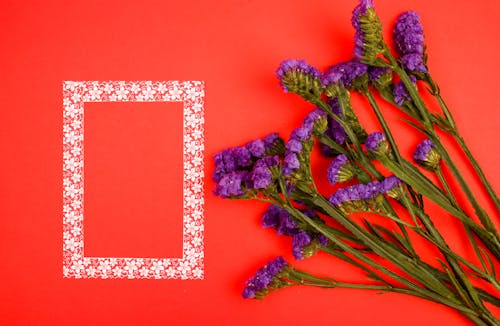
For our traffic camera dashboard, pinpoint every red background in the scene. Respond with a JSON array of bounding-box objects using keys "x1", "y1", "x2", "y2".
[{"x1": 1, "y1": 0, "x2": 499, "y2": 325}]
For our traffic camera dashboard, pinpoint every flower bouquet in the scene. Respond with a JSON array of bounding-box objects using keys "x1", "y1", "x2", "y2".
[{"x1": 212, "y1": 1, "x2": 500, "y2": 324}]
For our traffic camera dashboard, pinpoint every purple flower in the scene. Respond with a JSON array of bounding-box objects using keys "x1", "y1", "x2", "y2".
[
  {"x1": 261, "y1": 205, "x2": 297, "y2": 236},
  {"x1": 303, "y1": 108, "x2": 327, "y2": 130},
  {"x1": 246, "y1": 139, "x2": 265, "y2": 158},
  {"x1": 292, "y1": 231, "x2": 313, "y2": 260},
  {"x1": 347, "y1": 185, "x2": 361, "y2": 201},
  {"x1": 369, "y1": 67, "x2": 390, "y2": 81},
  {"x1": 233, "y1": 146, "x2": 252, "y2": 168},
  {"x1": 393, "y1": 75, "x2": 417, "y2": 106},
  {"x1": 317, "y1": 234, "x2": 329, "y2": 246},
  {"x1": 261, "y1": 155, "x2": 279, "y2": 168},
  {"x1": 328, "y1": 175, "x2": 403, "y2": 206},
  {"x1": 359, "y1": 181, "x2": 380, "y2": 200},
  {"x1": 369, "y1": 66, "x2": 393, "y2": 89},
  {"x1": 413, "y1": 139, "x2": 441, "y2": 170},
  {"x1": 321, "y1": 59, "x2": 368, "y2": 89},
  {"x1": 263, "y1": 133, "x2": 279, "y2": 149},
  {"x1": 261, "y1": 205, "x2": 282, "y2": 228},
  {"x1": 380, "y1": 175, "x2": 402, "y2": 193},
  {"x1": 286, "y1": 139, "x2": 303, "y2": 153},
  {"x1": 276, "y1": 59, "x2": 321, "y2": 93},
  {"x1": 352, "y1": 0, "x2": 374, "y2": 31},
  {"x1": 329, "y1": 188, "x2": 351, "y2": 206},
  {"x1": 291, "y1": 127, "x2": 311, "y2": 141},
  {"x1": 250, "y1": 164, "x2": 272, "y2": 189},
  {"x1": 248, "y1": 156, "x2": 280, "y2": 190},
  {"x1": 214, "y1": 171, "x2": 247, "y2": 198},
  {"x1": 212, "y1": 149, "x2": 238, "y2": 182},
  {"x1": 365, "y1": 132, "x2": 386, "y2": 151},
  {"x1": 352, "y1": 0, "x2": 382, "y2": 62},
  {"x1": 283, "y1": 152, "x2": 300, "y2": 176},
  {"x1": 401, "y1": 53, "x2": 426, "y2": 73},
  {"x1": 320, "y1": 98, "x2": 346, "y2": 157},
  {"x1": 393, "y1": 11, "x2": 427, "y2": 73},
  {"x1": 327, "y1": 154, "x2": 353, "y2": 185},
  {"x1": 242, "y1": 256, "x2": 289, "y2": 299},
  {"x1": 212, "y1": 151, "x2": 227, "y2": 183},
  {"x1": 413, "y1": 138, "x2": 433, "y2": 162}
]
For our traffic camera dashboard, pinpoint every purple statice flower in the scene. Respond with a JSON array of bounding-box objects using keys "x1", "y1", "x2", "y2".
[
  {"x1": 393, "y1": 11, "x2": 427, "y2": 73},
  {"x1": 328, "y1": 98, "x2": 346, "y2": 143},
  {"x1": 352, "y1": 0, "x2": 374, "y2": 31},
  {"x1": 352, "y1": 0, "x2": 382, "y2": 62},
  {"x1": 291, "y1": 126, "x2": 311, "y2": 142},
  {"x1": 393, "y1": 75, "x2": 417, "y2": 106},
  {"x1": 413, "y1": 139, "x2": 441, "y2": 170},
  {"x1": 327, "y1": 154, "x2": 353, "y2": 185},
  {"x1": 321, "y1": 59, "x2": 368, "y2": 89},
  {"x1": 303, "y1": 108, "x2": 327, "y2": 131},
  {"x1": 248, "y1": 155, "x2": 280, "y2": 190},
  {"x1": 276, "y1": 59, "x2": 320, "y2": 93},
  {"x1": 246, "y1": 139, "x2": 265, "y2": 158},
  {"x1": 283, "y1": 152, "x2": 300, "y2": 176},
  {"x1": 232, "y1": 146, "x2": 252, "y2": 168},
  {"x1": 329, "y1": 188, "x2": 350, "y2": 206},
  {"x1": 242, "y1": 256, "x2": 288, "y2": 299},
  {"x1": 261, "y1": 205, "x2": 282, "y2": 229},
  {"x1": 328, "y1": 175, "x2": 402, "y2": 206},
  {"x1": 262, "y1": 205, "x2": 297, "y2": 236},
  {"x1": 260, "y1": 155, "x2": 279, "y2": 168},
  {"x1": 286, "y1": 139, "x2": 303, "y2": 153},
  {"x1": 359, "y1": 181, "x2": 380, "y2": 200},
  {"x1": 263, "y1": 133, "x2": 279, "y2": 149},
  {"x1": 368, "y1": 66, "x2": 393, "y2": 89},
  {"x1": 212, "y1": 149, "x2": 238, "y2": 182},
  {"x1": 212, "y1": 151, "x2": 227, "y2": 183},
  {"x1": 413, "y1": 138, "x2": 434, "y2": 163},
  {"x1": 249, "y1": 161, "x2": 272, "y2": 189},
  {"x1": 292, "y1": 231, "x2": 313, "y2": 260},
  {"x1": 317, "y1": 233, "x2": 329, "y2": 246},
  {"x1": 379, "y1": 175, "x2": 402, "y2": 193},
  {"x1": 365, "y1": 131, "x2": 386, "y2": 152},
  {"x1": 213, "y1": 171, "x2": 248, "y2": 198},
  {"x1": 320, "y1": 98, "x2": 346, "y2": 157},
  {"x1": 369, "y1": 66, "x2": 390, "y2": 81}
]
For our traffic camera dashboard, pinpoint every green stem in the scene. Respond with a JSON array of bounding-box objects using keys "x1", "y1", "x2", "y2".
[
  {"x1": 388, "y1": 56, "x2": 495, "y2": 238},
  {"x1": 453, "y1": 132, "x2": 500, "y2": 212},
  {"x1": 365, "y1": 90, "x2": 403, "y2": 163}
]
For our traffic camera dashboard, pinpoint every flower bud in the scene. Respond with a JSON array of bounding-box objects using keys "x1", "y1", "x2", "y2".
[{"x1": 413, "y1": 139, "x2": 441, "y2": 171}]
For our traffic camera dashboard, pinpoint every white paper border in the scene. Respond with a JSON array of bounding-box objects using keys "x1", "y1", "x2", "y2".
[{"x1": 62, "y1": 81, "x2": 204, "y2": 279}]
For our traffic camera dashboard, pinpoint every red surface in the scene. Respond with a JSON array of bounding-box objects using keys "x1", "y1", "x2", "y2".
[{"x1": 1, "y1": 0, "x2": 499, "y2": 325}]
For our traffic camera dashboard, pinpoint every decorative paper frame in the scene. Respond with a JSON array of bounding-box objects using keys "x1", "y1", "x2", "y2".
[{"x1": 62, "y1": 81, "x2": 204, "y2": 279}]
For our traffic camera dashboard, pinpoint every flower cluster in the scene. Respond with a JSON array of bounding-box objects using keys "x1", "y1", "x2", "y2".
[
  {"x1": 366, "y1": 131, "x2": 389, "y2": 155},
  {"x1": 328, "y1": 175, "x2": 402, "y2": 208},
  {"x1": 262, "y1": 206, "x2": 329, "y2": 260},
  {"x1": 325, "y1": 97, "x2": 347, "y2": 144},
  {"x1": 327, "y1": 154, "x2": 354, "y2": 185},
  {"x1": 369, "y1": 66, "x2": 393, "y2": 89},
  {"x1": 213, "y1": 134, "x2": 282, "y2": 197},
  {"x1": 393, "y1": 75, "x2": 417, "y2": 106},
  {"x1": 276, "y1": 59, "x2": 322, "y2": 100},
  {"x1": 393, "y1": 11, "x2": 427, "y2": 73},
  {"x1": 214, "y1": 2, "x2": 500, "y2": 322},
  {"x1": 413, "y1": 139, "x2": 441, "y2": 171},
  {"x1": 283, "y1": 109, "x2": 326, "y2": 176},
  {"x1": 352, "y1": 0, "x2": 384, "y2": 63},
  {"x1": 242, "y1": 256, "x2": 289, "y2": 299},
  {"x1": 322, "y1": 59, "x2": 369, "y2": 93}
]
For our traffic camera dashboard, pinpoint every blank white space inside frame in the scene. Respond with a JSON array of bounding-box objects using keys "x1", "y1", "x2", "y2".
[{"x1": 62, "y1": 81, "x2": 205, "y2": 279}]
